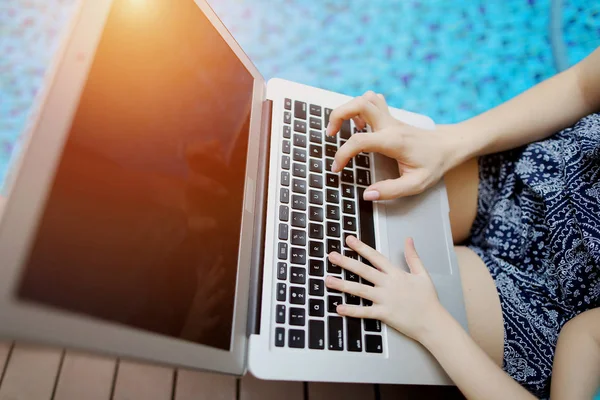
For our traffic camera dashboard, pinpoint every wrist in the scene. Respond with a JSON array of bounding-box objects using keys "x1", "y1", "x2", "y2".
[
  {"x1": 416, "y1": 304, "x2": 460, "y2": 351},
  {"x1": 437, "y1": 122, "x2": 486, "y2": 167}
]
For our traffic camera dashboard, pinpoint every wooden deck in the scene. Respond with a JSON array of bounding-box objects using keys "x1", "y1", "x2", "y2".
[{"x1": 0, "y1": 341, "x2": 464, "y2": 400}]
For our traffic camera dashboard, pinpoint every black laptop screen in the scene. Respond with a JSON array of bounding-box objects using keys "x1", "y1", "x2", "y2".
[{"x1": 17, "y1": 0, "x2": 254, "y2": 351}]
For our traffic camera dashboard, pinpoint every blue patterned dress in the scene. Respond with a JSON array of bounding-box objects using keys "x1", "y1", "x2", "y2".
[{"x1": 466, "y1": 112, "x2": 600, "y2": 398}]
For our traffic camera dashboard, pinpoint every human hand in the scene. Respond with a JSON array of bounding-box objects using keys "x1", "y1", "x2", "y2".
[
  {"x1": 326, "y1": 91, "x2": 462, "y2": 200},
  {"x1": 325, "y1": 235, "x2": 448, "y2": 343}
]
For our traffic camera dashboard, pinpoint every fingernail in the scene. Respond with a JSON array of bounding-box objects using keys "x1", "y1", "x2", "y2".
[
  {"x1": 326, "y1": 123, "x2": 333, "y2": 136},
  {"x1": 331, "y1": 161, "x2": 339, "y2": 172},
  {"x1": 364, "y1": 190, "x2": 380, "y2": 201},
  {"x1": 325, "y1": 276, "x2": 335, "y2": 285},
  {"x1": 329, "y1": 251, "x2": 340, "y2": 260},
  {"x1": 337, "y1": 305, "x2": 346, "y2": 313},
  {"x1": 346, "y1": 235, "x2": 357, "y2": 245}
]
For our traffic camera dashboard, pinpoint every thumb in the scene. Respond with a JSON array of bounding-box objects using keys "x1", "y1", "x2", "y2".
[
  {"x1": 404, "y1": 237, "x2": 427, "y2": 275},
  {"x1": 364, "y1": 174, "x2": 425, "y2": 200}
]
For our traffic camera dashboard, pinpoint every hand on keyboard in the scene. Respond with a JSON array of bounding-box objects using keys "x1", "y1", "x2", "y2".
[
  {"x1": 325, "y1": 91, "x2": 461, "y2": 201},
  {"x1": 324, "y1": 235, "x2": 447, "y2": 344}
]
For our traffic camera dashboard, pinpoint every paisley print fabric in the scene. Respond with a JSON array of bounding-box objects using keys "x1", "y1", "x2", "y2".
[{"x1": 466, "y1": 112, "x2": 600, "y2": 398}]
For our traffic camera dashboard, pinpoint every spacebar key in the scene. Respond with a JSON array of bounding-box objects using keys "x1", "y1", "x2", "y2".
[{"x1": 357, "y1": 188, "x2": 376, "y2": 249}]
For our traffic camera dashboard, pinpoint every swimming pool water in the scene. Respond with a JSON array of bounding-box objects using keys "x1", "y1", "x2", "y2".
[{"x1": 0, "y1": 0, "x2": 598, "y2": 189}]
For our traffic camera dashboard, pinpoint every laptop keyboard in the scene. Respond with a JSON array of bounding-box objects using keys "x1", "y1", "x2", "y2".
[{"x1": 274, "y1": 97, "x2": 383, "y2": 354}]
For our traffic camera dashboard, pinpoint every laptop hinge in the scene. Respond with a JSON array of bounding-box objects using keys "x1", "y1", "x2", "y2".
[{"x1": 246, "y1": 99, "x2": 272, "y2": 336}]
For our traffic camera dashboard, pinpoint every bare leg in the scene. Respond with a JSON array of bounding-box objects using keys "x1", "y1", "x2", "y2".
[{"x1": 444, "y1": 158, "x2": 504, "y2": 367}]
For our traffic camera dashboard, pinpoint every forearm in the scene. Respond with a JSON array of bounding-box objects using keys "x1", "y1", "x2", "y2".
[
  {"x1": 446, "y1": 47, "x2": 600, "y2": 164},
  {"x1": 551, "y1": 308, "x2": 600, "y2": 400},
  {"x1": 420, "y1": 307, "x2": 535, "y2": 400}
]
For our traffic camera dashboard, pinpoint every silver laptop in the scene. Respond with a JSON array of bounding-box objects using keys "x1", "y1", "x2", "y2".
[{"x1": 0, "y1": 0, "x2": 467, "y2": 385}]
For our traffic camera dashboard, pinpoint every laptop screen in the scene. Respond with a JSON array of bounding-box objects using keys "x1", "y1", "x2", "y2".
[{"x1": 17, "y1": 0, "x2": 254, "y2": 351}]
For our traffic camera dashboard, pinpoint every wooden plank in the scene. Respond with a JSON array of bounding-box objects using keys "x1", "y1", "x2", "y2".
[
  {"x1": 239, "y1": 374, "x2": 304, "y2": 400},
  {"x1": 112, "y1": 360, "x2": 174, "y2": 400},
  {"x1": 379, "y1": 384, "x2": 465, "y2": 399},
  {"x1": 0, "y1": 343, "x2": 63, "y2": 400},
  {"x1": 308, "y1": 382, "x2": 376, "y2": 400},
  {"x1": 53, "y1": 351, "x2": 116, "y2": 400},
  {"x1": 174, "y1": 369, "x2": 236, "y2": 400}
]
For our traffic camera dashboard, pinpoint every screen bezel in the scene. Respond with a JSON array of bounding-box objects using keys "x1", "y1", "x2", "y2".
[{"x1": 0, "y1": 0, "x2": 265, "y2": 375}]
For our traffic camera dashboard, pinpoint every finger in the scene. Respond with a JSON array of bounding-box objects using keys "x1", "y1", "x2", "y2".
[
  {"x1": 336, "y1": 304, "x2": 383, "y2": 319},
  {"x1": 326, "y1": 96, "x2": 382, "y2": 136},
  {"x1": 332, "y1": 131, "x2": 394, "y2": 172},
  {"x1": 404, "y1": 237, "x2": 427, "y2": 275},
  {"x1": 364, "y1": 173, "x2": 427, "y2": 201},
  {"x1": 352, "y1": 116, "x2": 366, "y2": 130},
  {"x1": 325, "y1": 276, "x2": 378, "y2": 301},
  {"x1": 363, "y1": 90, "x2": 388, "y2": 111},
  {"x1": 346, "y1": 235, "x2": 393, "y2": 273},
  {"x1": 328, "y1": 251, "x2": 384, "y2": 285}
]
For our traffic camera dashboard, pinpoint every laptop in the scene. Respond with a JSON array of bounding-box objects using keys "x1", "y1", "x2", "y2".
[{"x1": 0, "y1": 0, "x2": 467, "y2": 385}]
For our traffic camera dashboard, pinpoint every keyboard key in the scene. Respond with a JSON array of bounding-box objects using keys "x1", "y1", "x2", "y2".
[
  {"x1": 327, "y1": 259, "x2": 342, "y2": 274},
  {"x1": 292, "y1": 179, "x2": 307, "y2": 194},
  {"x1": 309, "y1": 259, "x2": 325, "y2": 276},
  {"x1": 356, "y1": 169, "x2": 371, "y2": 186},
  {"x1": 357, "y1": 188, "x2": 376, "y2": 249},
  {"x1": 282, "y1": 155, "x2": 290, "y2": 170},
  {"x1": 328, "y1": 296, "x2": 343, "y2": 313},
  {"x1": 292, "y1": 194, "x2": 307, "y2": 210},
  {"x1": 283, "y1": 125, "x2": 291, "y2": 139},
  {"x1": 309, "y1": 130, "x2": 322, "y2": 144},
  {"x1": 309, "y1": 278, "x2": 325, "y2": 296},
  {"x1": 293, "y1": 148, "x2": 307, "y2": 163},
  {"x1": 278, "y1": 242, "x2": 288, "y2": 260},
  {"x1": 290, "y1": 286, "x2": 306, "y2": 305},
  {"x1": 290, "y1": 267, "x2": 306, "y2": 284},
  {"x1": 309, "y1": 189, "x2": 323, "y2": 205},
  {"x1": 309, "y1": 144, "x2": 322, "y2": 158},
  {"x1": 291, "y1": 229, "x2": 306, "y2": 246},
  {"x1": 309, "y1": 159, "x2": 322, "y2": 173},
  {"x1": 281, "y1": 171, "x2": 290, "y2": 186},
  {"x1": 275, "y1": 327, "x2": 285, "y2": 347},
  {"x1": 343, "y1": 216, "x2": 357, "y2": 231},
  {"x1": 325, "y1": 133, "x2": 336, "y2": 144},
  {"x1": 289, "y1": 307, "x2": 306, "y2": 326},
  {"x1": 328, "y1": 316, "x2": 344, "y2": 350},
  {"x1": 280, "y1": 188, "x2": 290, "y2": 204},
  {"x1": 282, "y1": 140, "x2": 291, "y2": 154},
  {"x1": 277, "y1": 283, "x2": 287, "y2": 301},
  {"x1": 294, "y1": 120, "x2": 307, "y2": 133},
  {"x1": 340, "y1": 120, "x2": 351, "y2": 139},
  {"x1": 326, "y1": 174, "x2": 339, "y2": 188},
  {"x1": 342, "y1": 199, "x2": 355, "y2": 214},
  {"x1": 284, "y1": 98, "x2": 292, "y2": 110},
  {"x1": 309, "y1": 104, "x2": 322, "y2": 117},
  {"x1": 344, "y1": 250, "x2": 358, "y2": 260},
  {"x1": 292, "y1": 163, "x2": 306, "y2": 178},
  {"x1": 362, "y1": 278, "x2": 374, "y2": 287},
  {"x1": 326, "y1": 189, "x2": 339, "y2": 203},
  {"x1": 346, "y1": 293, "x2": 361, "y2": 305},
  {"x1": 344, "y1": 269, "x2": 360, "y2": 282},
  {"x1": 284, "y1": 111, "x2": 291, "y2": 124},
  {"x1": 309, "y1": 117, "x2": 322, "y2": 130},
  {"x1": 347, "y1": 317, "x2": 363, "y2": 352},
  {"x1": 356, "y1": 154, "x2": 370, "y2": 168},
  {"x1": 309, "y1": 240, "x2": 324, "y2": 257},
  {"x1": 309, "y1": 299, "x2": 325, "y2": 317},
  {"x1": 327, "y1": 221, "x2": 341, "y2": 237},
  {"x1": 365, "y1": 335, "x2": 383, "y2": 353},
  {"x1": 363, "y1": 298, "x2": 373, "y2": 306},
  {"x1": 325, "y1": 158, "x2": 334, "y2": 171},
  {"x1": 293, "y1": 134, "x2": 307, "y2": 148},
  {"x1": 342, "y1": 184, "x2": 354, "y2": 198},
  {"x1": 276, "y1": 304, "x2": 286, "y2": 323},
  {"x1": 324, "y1": 108, "x2": 332, "y2": 126},
  {"x1": 291, "y1": 247, "x2": 307, "y2": 265},
  {"x1": 309, "y1": 320, "x2": 325, "y2": 349},
  {"x1": 327, "y1": 239, "x2": 341, "y2": 254},
  {"x1": 291, "y1": 211, "x2": 306, "y2": 228},
  {"x1": 294, "y1": 100, "x2": 307, "y2": 120},
  {"x1": 289, "y1": 329, "x2": 305, "y2": 349},
  {"x1": 327, "y1": 205, "x2": 340, "y2": 220},
  {"x1": 309, "y1": 206, "x2": 323, "y2": 222},
  {"x1": 365, "y1": 319, "x2": 382, "y2": 332},
  {"x1": 277, "y1": 262, "x2": 287, "y2": 280},
  {"x1": 341, "y1": 169, "x2": 354, "y2": 184},
  {"x1": 325, "y1": 144, "x2": 337, "y2": 158},
  {"x1": 309, "y1": 223, "x2": 324, "y2": 239},
  {"x1": 308, "y1": 174, "x2": 322, "y2": 189},
  {"x1": 278, "y1": 223, "x2": 288, "y2": 240},
  {"x1": 279, "y1": 205, "x2": 289, "y2": 222},
  {"x1": 326, "y1": 281, "x2": 341, "y2": 293}
]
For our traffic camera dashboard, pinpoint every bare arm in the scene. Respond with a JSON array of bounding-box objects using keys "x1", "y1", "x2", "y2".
[
  {"x1": 551, "y1": 308, "x2": 600, "y2": 400},
  {"x1": 451, "y1": 47, "x2": 600, "y2": 164}
]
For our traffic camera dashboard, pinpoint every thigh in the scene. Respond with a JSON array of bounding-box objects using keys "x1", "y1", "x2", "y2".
[
  {"x1": 455, "y1": 245, "x2": 504, "y2": 367},
  {"x1": 444, "y1": 157, "x2": 479, "y2": 244}
]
